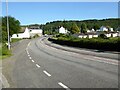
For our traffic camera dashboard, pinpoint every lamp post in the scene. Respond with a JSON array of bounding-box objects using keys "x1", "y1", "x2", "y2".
[{"x1": 6, "y1": 0, "x2": 10, "y2": 50}]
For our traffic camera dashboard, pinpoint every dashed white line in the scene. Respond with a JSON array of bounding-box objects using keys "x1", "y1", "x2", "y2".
[
  {"x1": 29, "y1": 57, "x2": 32, "y2": 59},
  {"x1": 26, "y1": 51, "x2": 29, "y2": 54},
  {"x1": 58, "y1": 82, "x2": 70, "y2": 90},
  {"x1": 36, "y1": 64, "x2": 41, "y2": 68},
  {"x1": 31, "y1": 60, "x2": 35, "y2": 62},
  {"x1": 28, "y1": 54, "x2": 30, "y2": 57},
  {"x1": 43, "y1": 70, "x2": 51, "y2": 77},
  {"x1": 28, "y1": 42, "x2": 31, "y2": 47}
]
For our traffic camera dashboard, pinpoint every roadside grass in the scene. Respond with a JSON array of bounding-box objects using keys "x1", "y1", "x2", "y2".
[
  {"x1": 0, "y1": 44, "x2": 12, "y2": 60},
  {"x1": 11, "y1": 38, "x2": 22, "y2": 43},
  {"x1": 1, "y1": 38, "x2": 22, "y2": 60}
]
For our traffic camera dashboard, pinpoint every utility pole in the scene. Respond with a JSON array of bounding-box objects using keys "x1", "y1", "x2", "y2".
[{"x1": 6, "y1": 0, "x2": 10, "y2": 50}]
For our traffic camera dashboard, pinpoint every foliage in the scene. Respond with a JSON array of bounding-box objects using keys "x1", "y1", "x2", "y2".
[
  {"x1": 33, "y1": 34, "x2": 40, "y2": 38},
  {"x1": 49, "y1": 36, "x2": 119, "y2": 51},
  {"x1": 93, "y1": 24, "x2": 100, "y2": 31},
  {"x1": 99, "y1": 34, "x2": 108, "y2": 39},
  {"x1": 70, "y1": 22, "x2": 80, "y2": 34},
  {"x1": 2, "y1": 44, "x2": 11, "y2": 56},
  {"x1": 2, "y1": 16, "x2": 21, "y2": 43},
  {"x1": 11, "y1": 38, "x2": 22, "y2": 43},
  {"x1": 80, "y1": 23, "x2": 87, "y2": 33},
  {"x1": 43, "y1": 18, "x2": 119, "y2": 35}
]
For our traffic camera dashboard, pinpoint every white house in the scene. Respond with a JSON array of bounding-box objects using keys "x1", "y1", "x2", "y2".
[
  {"x1": 111, "y1": 32, "x2": 118, "y2": 37},
  {"x1": 11, "y1": 27, "x2": 30, "y2": 39},
  {"x1": 99, "y1": 26, "x2": 108, "y2": 31},
  {"x1": 29, "y1": 29, "x2": 42, "y2": 37},
  {"x1": 11, "y1": 27, "x2": 43, "y2": 39},
  {"x1": 59, "y1": 26, "x2": 68, "y2": 34},
  {"x1": 105, "y1": 33, "x2": 111, "y2": 37}
]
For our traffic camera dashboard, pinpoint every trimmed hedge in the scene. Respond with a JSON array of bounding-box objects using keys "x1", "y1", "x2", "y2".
[{"x1": 48, "y1": 37, "x2": 120, "y2": 52}]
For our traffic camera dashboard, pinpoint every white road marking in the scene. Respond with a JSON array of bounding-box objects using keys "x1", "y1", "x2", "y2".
[
  {"x1": 58, "y1": 82, "x2": 70, "y2": 89},
  {"x1": 29, "y1": 57, "x2": 32, "y2": 59},
  {"x1": 26, "y1": 51, "x2": 29, "y2": 54},
  {"x1": 31, "y1": 60, "x2": 35, "y2": 62},
  {"x1": 28, "y1": 42, "x2": 31, "y2": 47},
  {"x1": 28, "y1": 54, "x2": 30, "y2": 57},
  {"x1": 26, "y1": 48, "x2": 28, "y2": 51},
  {"x1": 84, "y1": 57, "x2": 118, "y2": 65},
  {"x1": 0, "y1": 73, "x2": 10, "y2": 88},
  {"x1": 36, "y1": 64, "x2": 40, "y2": 68},
  {"x1": 43, "y1": 70, "x2": 51, "y2": 77}
]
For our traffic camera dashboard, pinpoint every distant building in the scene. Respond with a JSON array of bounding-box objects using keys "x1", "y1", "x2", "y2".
[
  {"x1": 59, "y1": 26, "x2": 68, "y2": 34},
  {"x1": 11, "y1": 27, "x2": 30, "y2": 39},
  {"x1": 99, "y1": 26, "x2": 108, "y2": 31},
  {"x1": 11, "y1": 27, "x2": 43, "y2": 39},
  {"x1": 29, "y1": 28, "x2": 42, "y2": 37}
]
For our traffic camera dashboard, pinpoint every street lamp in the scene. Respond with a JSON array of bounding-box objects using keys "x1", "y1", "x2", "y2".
[{"x1": 6, "y1": 0, "x2": 10, "y2": 50}]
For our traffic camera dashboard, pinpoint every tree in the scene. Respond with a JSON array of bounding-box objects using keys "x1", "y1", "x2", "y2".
[
  {"x1": 70, "y1": 22, "x2": 80, "y2": 34},
  {"x1": 2, "y1": 16, "x2": 21, "y2": 42},
  {"x1": 93, "y1": 24, "x2": 100, "y2": 31},
  {"x1": 106, "y1": 26, "x2": 111, "y2": 32},
  {"x1": 81, "y1": 23, "x2": 87, "y2": 33}
]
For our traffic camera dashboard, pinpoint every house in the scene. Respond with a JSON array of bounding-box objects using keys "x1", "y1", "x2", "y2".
[
  {"x1": 11, "y1": 27, "x2": 43, "y2": 39},
  {"x1": 59, "y1": 26, "x2": 68, "y2": 34},
  {"x1": 29, "y1": 28, "x2": 42, "y2": 37},
  {"x1": 99, "y1": 26, "x2": 108, "y2": 31},
  {"x1": 87, "y1": 32, "x2": 98, "y2": 38},
  {"x1": 83, "y1": 35, "x2": 87, "y2": 38},
  {"x1": 111, "y1": 32, "x2": 118, "y2": 37},
  {"x1": 73, "y1": 32, "x2": 98, "y2": 39},
  {"x1": 105, "y1": 33, "x2": 111, "y2": 37},
  {"x1": 11, "y1": 27, "x2": 30, "y2": 39}
]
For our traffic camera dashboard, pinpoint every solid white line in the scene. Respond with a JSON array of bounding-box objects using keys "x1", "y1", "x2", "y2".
[
  {"x1": 58, "y1": 82, "x2": 70, "y2": 89},
  {"x1": 29, "y1": 57, "x2": 32, "y2": 59},
  {"x1": 43, "y1": 70, "x2": 51, "y2": 77},
  {"x1": 84, "y1": 57, "x2": 118, "y2": 66},
  {"x1": 36, "y1": 64, "x2": 40, "y2": 68},
  {"x1": 31, "y1": 60, "x2": 35, "y2": 62},
  {"x1": 0, "y1": 73, "x2": 10, "y2": 88}
]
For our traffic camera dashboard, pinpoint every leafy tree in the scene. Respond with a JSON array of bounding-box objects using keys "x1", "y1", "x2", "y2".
[
  {"x1": 70, "y1": 22, "x2": 80, "y2": 34},
  {"x1": 2, "y1": 16, "x2": 21, "y2": 42},
  {"x1": 106, "y1": 26, "x2": 111, "y2": 32},
  {"x1": 81, "y1": 23, "x2": 87, "y2": 33},
  {"x1": 93, "y1": 24, "x2": 100, "y2": 31}
]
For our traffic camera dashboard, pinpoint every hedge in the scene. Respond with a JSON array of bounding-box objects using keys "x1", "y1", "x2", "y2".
[{"x1": 48, "y1": 37, "x2": 120, "y2": 52}]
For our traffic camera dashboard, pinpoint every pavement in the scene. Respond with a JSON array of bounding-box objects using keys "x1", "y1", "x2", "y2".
[{"x1": 1, "y1": 36, "x2": 119, "y2": 89}]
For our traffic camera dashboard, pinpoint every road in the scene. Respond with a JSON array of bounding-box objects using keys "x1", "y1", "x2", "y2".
[{"x1": 2, "y1": 36, "x2": 119, "y2": 89}]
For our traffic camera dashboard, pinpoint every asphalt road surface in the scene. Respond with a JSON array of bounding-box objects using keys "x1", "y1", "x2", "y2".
[{"x1": 2, "y1": 36, "x2": 119, "y2": 89}]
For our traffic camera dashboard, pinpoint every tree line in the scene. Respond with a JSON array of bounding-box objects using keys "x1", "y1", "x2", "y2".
[{"x1": 41, "y1": 18, "x2": 120, "y2": 35}]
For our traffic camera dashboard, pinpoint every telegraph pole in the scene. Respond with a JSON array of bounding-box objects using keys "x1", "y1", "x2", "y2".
[{"x1": 6, "y1": 0, "x2": 10, "y2": 50}]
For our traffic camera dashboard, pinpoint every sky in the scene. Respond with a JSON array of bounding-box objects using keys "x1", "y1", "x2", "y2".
[{"x1": 2, "y1": 2, "x2": 118, "y2": 25}]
